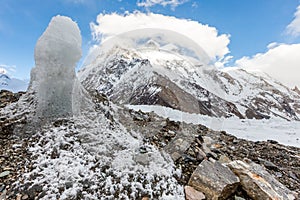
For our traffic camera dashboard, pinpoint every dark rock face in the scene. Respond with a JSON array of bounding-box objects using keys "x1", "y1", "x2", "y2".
[{"x1": 80, "y1": 55, "x2": 246, "y2": 118}]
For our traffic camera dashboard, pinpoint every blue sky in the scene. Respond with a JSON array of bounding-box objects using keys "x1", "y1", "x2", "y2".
[{"x1": 0, "y1": 0, "x2": 300, "y2": 81}]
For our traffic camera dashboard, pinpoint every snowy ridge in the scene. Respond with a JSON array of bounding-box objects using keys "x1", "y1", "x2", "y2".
[
  {"x1": 0, "y1": 73, "x2": 28, "y2": 92},
  {"x1": 79, "y1": 43, "x2": 300, "y2": 121}
]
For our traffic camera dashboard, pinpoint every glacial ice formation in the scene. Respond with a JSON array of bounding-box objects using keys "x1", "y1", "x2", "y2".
[{"x1": 30, "y1": 15, "x2": 83, "y2": 119}]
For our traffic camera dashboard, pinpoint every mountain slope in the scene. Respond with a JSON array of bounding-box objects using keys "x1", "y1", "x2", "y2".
[
  {"x1": 0, "y1": 73, "x2": 28, "y2": 92},
  {"x1": 79, "y1": 44, "x2": 300, "y2": 121}
]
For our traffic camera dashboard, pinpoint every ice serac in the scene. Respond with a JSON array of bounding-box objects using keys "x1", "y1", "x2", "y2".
[{"x1": 31, "y1": 15, "x2": 82, "y2": 119}]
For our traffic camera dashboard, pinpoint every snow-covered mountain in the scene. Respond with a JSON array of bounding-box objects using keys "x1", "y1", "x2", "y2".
[
  {"x1": 0, "y1": 73, "x2": 28, "y2": 92},
  {"x1": 79, "y1": 43, "x2": 300, "y2": 121}
]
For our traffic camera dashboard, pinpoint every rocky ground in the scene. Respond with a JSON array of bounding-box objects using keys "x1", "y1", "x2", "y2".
[
  {"x1": 0, "y1": 90, "x2": 25, "y2": 109},
  {"x1": 0, "y1": 90, "x2": 299, "y2": 200}
]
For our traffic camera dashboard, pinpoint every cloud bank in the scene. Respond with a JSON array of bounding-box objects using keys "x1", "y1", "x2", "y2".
[
  {"x1": 90, "y1": 12, "x2": 230, "y2": 63},
  {"x1": 235, "y1": 43, "x2": 300, "y2": 88},
  {"x1": 286, "y1": 5, "x2": 300, "y2": 37}
]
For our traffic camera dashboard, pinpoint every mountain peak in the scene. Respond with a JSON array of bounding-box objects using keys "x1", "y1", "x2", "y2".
[
  {"x1": 293, "y1": 86, "x2": 300, "y2": 95},
  {"x1": 79, "y1": 45, "x2": 300, "y2": 121}
]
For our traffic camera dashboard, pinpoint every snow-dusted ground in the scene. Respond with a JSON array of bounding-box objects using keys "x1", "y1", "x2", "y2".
[
  {"x1": 9, "y1": 95, "x2": 185, "y2": 199},
  {"x1": 20, "y1": 110, "x2": 184, "y2": 200},
  {"x1": 127, "y1": 105, "x2": 300, "y2": 148}
]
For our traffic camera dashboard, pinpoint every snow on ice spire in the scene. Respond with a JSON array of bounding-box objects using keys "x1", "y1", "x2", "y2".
[{"x1": 31, "y1": 15, "x2": 82, "y2": 119}]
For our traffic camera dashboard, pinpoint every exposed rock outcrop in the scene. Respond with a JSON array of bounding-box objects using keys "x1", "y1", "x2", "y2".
[
  {"x1": 228, "y1": 159, "x2": 297, "y2": 200},
  {"x1": 188, "y1": 160, "x2": 240, "y2": 200}
]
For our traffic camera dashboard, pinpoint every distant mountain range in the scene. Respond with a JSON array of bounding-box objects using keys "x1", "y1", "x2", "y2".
[{"x1": 79, "y1": 44, "x2": 300, "y2": 121}]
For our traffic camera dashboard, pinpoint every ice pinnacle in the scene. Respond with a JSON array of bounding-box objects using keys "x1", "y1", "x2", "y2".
[{"x1": 31, "y1": 15, "x2": 82, "y2": 119}]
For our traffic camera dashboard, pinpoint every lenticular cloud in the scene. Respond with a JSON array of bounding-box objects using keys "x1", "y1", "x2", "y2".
[{"x1": 90, "y1": 12, "x2": 230, "y2": 63}]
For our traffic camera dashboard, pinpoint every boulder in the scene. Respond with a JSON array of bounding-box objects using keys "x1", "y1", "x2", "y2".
[
  {"x1": 228, "y1": 159, "x2": 298, "y2": 200},
  {"x1": 165, "y1": 138, "x2": 190, "y2": 161},
  {"x1": 164, "y1": 127, "x2": 194, "y2": 161},
  {"x1": 188, "y1": 160, "x2": 240, "y2": 200},
  {"x1": 184, "y1": 185, "x2": 206, "y2": 200}
]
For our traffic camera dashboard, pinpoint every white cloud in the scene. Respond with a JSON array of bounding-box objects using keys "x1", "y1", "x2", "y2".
[
  {"x1": 137, "y1": 0, "x2": 188, "y2": 9},
  {"x1": 235, "y1": 43, "x2": 300, "y2": 88},
  {"x1": 90, "y1": 12, "x2": 230, "y2": 63},
  {"x1": 286, "y1": 5, "x2": 300, "y2": 37}
]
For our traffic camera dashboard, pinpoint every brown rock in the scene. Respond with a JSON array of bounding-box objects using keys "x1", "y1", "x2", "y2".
[
  {"x1": 188, "y1": 160, "x2": 239, "y2": 200},
  {"x1": 228, "y1": 159, "x2": 298, "y2": 200},
  {"x1": 219, "y1": 155, "x2": 231, "y2": 164},
  {"x1": 185, "y1": 186, "x2": 205, "y2": 200},
  {"x1": 165, "y1": 138, "x2": 191, "y2": 161}
]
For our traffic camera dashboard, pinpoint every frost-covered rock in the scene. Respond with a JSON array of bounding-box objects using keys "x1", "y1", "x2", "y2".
[{"x1": 31, "y1": 15, "x2": 83, "y2": 119}]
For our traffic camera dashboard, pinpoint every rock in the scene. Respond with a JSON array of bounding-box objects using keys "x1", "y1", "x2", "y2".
[
  {"x1": 201, "y1": 143, "x2": 210, "y2": 154},
  {"x1": 164, "y1": 138, "x2": 191, "y2": 161},
  {"x1": 228, "y1": 159, "x2": 298, "y2": 200},
  {"x1": 188, "y1": 160, "x2": 240, "y2": 200},
  {"x1": 234, "y1": 196, "x2": 245, "y2": 200},
  {"x1": 203, "y1": 136, "x2": 214, "y2": 145},
  {"x1": 0, "y1": 171, "x2": 10, "y2": 178},
  {"x1": 16, "y1": 194, "x2": 22, "y2": 200},
  {"x1": 0, "y1": 190, "x2": 6, "y2": 200},
  {"x1": 65, "y1": 181, "x2": 73, "y2": 189},
  {"x1": 196, "y1": 149, "x2": 207, "y2": 161},
  {"x1": 134, "y1": 153, "x2": 150, "y2": 165},
  {"x1": 258, "y1": 157, "x2": 279, "y2": 171},
  {"x1": 184, "y1": 185, "x2": 206, "y2": 200},
  {"x1": 219, "y1": 155, "x2": 231, "y2": 164},
  {"x1": 0, "y1": 185, "x2": 5, "y2": 192},
  {"x1": 288, "y1": 171, "x2": 299, "y2": 181}
]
